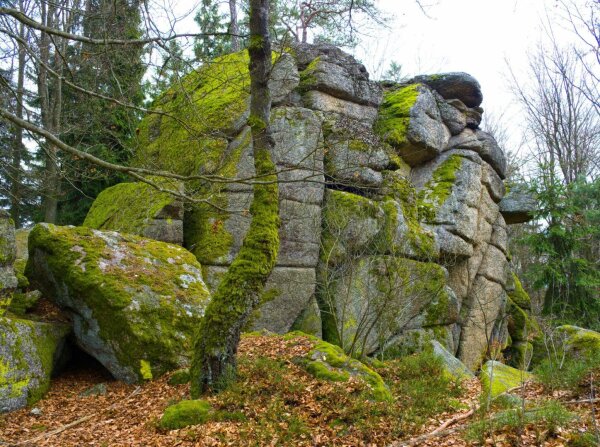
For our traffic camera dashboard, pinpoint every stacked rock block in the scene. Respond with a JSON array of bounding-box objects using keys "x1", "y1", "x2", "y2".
[
  {"x1": 0, "y1": 210, "x2": 17, "y2": 314},
  {"x1": 0, "y1": 212, "x2": 71, "y2": 412},
  {"x1": 124, "y1": 44, "x2": 537, "y2": 370}
]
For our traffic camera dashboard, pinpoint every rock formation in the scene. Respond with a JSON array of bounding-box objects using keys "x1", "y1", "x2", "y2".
[{"x1": 117, "y1": 43, "x2": 536, "y2": 371}]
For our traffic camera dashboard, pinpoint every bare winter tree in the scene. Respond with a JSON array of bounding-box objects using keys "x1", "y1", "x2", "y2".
[{"x1": 509, "y1": 42, "x2": 600, "y2": 185}]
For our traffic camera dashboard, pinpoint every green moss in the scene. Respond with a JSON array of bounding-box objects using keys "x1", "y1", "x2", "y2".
[
  {"x1": 8, "y1": 291, "x2": 40, "y2": 316},
  {"x1": 83, "y1": 178, "x2": 179, "y2": 235},
  {"x1": 320, "y1": 190, "x2": 384, "y2": 266},
  {"x1": 290, "y1": 299, "x2": 322, "y2": 337},
  {"x1": 298, "y1": 56, "x2": 321, "y2": 91},
  {"x1": 381, "y1": 171, "x2": 436, "y2": 258},
  {"x1": 424, "y1": 291, "x2": 451, "y2": 326},
  {"x1": 556, "y1": 325, "x2": 600, "y2": 357},
  {"x1": 480, "y1": 361, "x2": 532, "y2": 399},
  {"x1": 13, "y1": 258, "x2": 29, "y2": 288},
  {"x1": 300, "y1": 335, "x2": 392, "y2": 402},
  {"x1": 26, "y1": 224, "x2": 210, "y2": 382},
  {"x1": 507, "y1": 298, "x2": 540, "y2": 342},
  {"x1": 167, "y1": 368, "x2": 190, "y2": 385},
  {"x1": 134, "y1": 50, "x2": 251, "y2": 177},
  {"x1": 375, "y1": 84, "x2": 420, "y2": 147},
  {"x1": 159, "y1": 399, "x2": 212, "y2": 429},
  {"x1": 419, "y1": 155, "x2": 463, "y2": 220},
  {"x1": 140, "y1": 360, "x2": 153, "y2": 380},
  {"x1": 508, "y1": 273, "x2": 531, "y2": 309},
  {"x1": 0, "y1": 317, "x2": 69, "y2": 406}
]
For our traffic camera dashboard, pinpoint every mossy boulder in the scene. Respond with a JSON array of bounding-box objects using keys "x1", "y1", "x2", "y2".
[
  {"x1": 508, "y1": 273, "x2": 531, "y2": 310},
  {"x1": 83, "y1": 179, "x2": 184, "y2": 245},
  {"x1": 0, "y1": 316, "x2": 70, "y2": 412},
  {"x1": 507, "y1": 298, "x2": 540, "y2": 342},
  {"x1": 159, "y1": 399, "x2": 213, "y2": 429},
  {"x1": 430, "y1": 340, "x2": 474, "y2": 380},
  {"x1": 26, "y1": 224, "x2": 211, "y2": 383},
  {"x1": 14, "y1": 229, "x2": 29, "y2": 289},
  {"x1": 376, "y1": 83, "x2": 448, "y2": 166},
  {"x1": 556, "y1": 325, "x2": 600, "y2": 359},
  {"x1": 480, "y1": 360, "x2": 532, "y2": 399},
  {"x1": 296, "y1": 333, "x2": 392, "y2": 402}
]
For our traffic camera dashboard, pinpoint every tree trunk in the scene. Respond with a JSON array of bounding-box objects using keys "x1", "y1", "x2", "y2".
[
  {"x1": 190, "y1": 0, "x2": 279, "y2": 396},
  {"x1": 38, "y1": 1, "x2": 61, "y2": 223},
  {"x1": 229, "y1": 0, "x2": 240, "y2": 51},
  {"x1": 9, "y1": 0, "x2": 26, "y2": 227}
]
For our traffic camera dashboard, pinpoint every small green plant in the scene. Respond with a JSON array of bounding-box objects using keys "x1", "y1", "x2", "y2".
[
  {"x1": 465, "y1": 401, "x2": 577, "y2": 442},
  {"x1": 534, "y1": 352, "x2": 600, "y2": 392},
  {"x1": 567, "y1": 432, "x2": 600, "y2": 447}
]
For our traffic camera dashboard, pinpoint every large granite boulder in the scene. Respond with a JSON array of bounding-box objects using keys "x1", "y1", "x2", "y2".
[
  {"x1": 411, "y1": 72, "x2": 483, "y2": 108},
  {"x1": 26, "y1": 224, "x2": 210, "y2": 383},
  {"x1": 0, "y1": 317, "x2": 70, "y2": 412}
]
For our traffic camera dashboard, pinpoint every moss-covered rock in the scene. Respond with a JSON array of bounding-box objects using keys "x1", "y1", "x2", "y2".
[
  {"x1": 83, "y1": 179, "x2": 184, "y2": 244},
  {"x1": 507, "y1": 298, "x2": 540, "y2": 342},
  {"x1": 26, "y1": 224, "x2": 211, "y2": 383},
  {"x1": 159, "y1": 399, "x2": 213, "y2": 429},
  {"x1": 8, "y1": 290, "x2": 41, "y2": 317},
  {"x1": 480, "y1": 360, "x2": 532, "y2": 399},
  {"x1": 0, "y1": 316, "x2": 70, "y2": 412},
  {"x1": 0, "y1": 211, "x2": 17, "y2": 316},
  {"x1": 430, "y1": 340, "x2": 474, "y2": 381},
  {"x1": 508, "y1": 273, "x2": 531, "y2": 310},
  {"x1": 134, "y1": 51, "x2": 252, "y2": 177},
  {"x1": 296, "y1": 333, "x2": 392, "y2": 402},
  {"x1": 376, "y1": 83, "x2": 448, "y2": 166},
  {"x1": 556, "y1": 325, "x2": 600, "y2": 359},
  {"x1": 14, "y1": 229, "x2": 29, "y2": 289}
]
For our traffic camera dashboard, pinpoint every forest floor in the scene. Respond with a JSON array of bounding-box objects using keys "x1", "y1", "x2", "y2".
[{"x1": 0, "y1": 334, "x2": 598, "y2": 447}]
